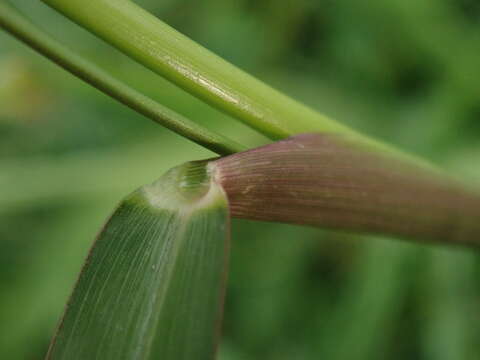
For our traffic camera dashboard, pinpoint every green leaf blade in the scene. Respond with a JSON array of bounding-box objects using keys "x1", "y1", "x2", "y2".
[
  {"x1": 47, "y1": 162, "x2": 229, "y2": 360},
  {"x1": 150, "y1": 205, "x2": 229, "y2": 359}
]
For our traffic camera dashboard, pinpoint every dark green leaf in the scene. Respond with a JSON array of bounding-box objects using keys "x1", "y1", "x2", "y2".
[{"x1": 47, "y1": 161, "x2": 229, "y2": 359}]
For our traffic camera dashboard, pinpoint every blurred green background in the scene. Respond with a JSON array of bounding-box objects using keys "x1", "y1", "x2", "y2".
[{"x1": 2, "y1": 0, "x2": 480, "y2": 359}]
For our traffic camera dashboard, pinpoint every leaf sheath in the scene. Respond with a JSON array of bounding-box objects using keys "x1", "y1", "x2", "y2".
[{"x1": 212, "y1": 134, "x2": 480, "y2": 246}]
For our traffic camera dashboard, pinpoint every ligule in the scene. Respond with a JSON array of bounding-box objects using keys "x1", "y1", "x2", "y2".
[{"x1": 211, "y1": 134, "x2": 480, "y2": 246}]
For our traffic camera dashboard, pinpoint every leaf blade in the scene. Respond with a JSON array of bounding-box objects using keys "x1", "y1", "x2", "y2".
[{"x1": 47, "y1": 162, "x2": 229, "y2": 359}]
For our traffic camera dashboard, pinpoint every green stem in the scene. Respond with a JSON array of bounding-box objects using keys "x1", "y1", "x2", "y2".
[
  {"x1": 40, "y1": 0, "x2": 350, "y2": 142},
  {"x1": 0, "y1": 2, "x2": 245, "y2": 155},
  {"x1": 41, "y1": 0, "x2": 436, "y2": 169}
]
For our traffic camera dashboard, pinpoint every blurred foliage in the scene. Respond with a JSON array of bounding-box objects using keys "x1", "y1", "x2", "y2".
[{"x1": 1, "y1": 0, "x2": 480, "y2": 359}]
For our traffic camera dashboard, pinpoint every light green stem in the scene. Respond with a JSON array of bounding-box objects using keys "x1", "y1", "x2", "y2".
[
  {"x1": 40, "y1": 0, "x2": 438, "y2": 169},
  {"x1": 0, "y1": 2, "x2": 245, "y2": 155},
  {"x1": 41, "y1": 0, "x2": 346, "y2": 138}
]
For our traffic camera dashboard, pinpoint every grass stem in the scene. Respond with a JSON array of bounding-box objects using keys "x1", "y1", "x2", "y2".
[
  {"x1": 40, "y1": 0, "x2": 438, "y2": 170},
  {"x1": 0, "y1": 2, "x2": 246, "y2": 155}
]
